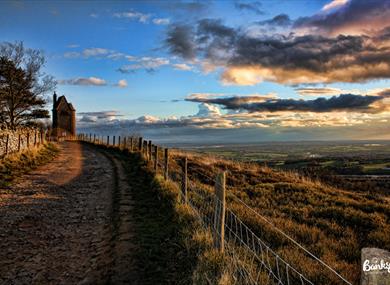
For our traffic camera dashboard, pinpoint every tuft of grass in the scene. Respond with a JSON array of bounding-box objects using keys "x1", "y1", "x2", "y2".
[{"x1": 0, "y1": 143, "x2": 59, "y2": 188}]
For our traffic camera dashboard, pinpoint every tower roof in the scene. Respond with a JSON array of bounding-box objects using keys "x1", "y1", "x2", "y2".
[{"x1": 54, "y1": 95, "x2": 74, "y2": 111}]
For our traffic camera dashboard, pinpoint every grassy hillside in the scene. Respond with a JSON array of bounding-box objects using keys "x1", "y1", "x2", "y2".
[{"x1": 167, "y1": 150, "x2": 390, "y2": 284}]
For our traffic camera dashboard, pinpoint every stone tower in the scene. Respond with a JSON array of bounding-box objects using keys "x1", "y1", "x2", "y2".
[{"x1": 52, "y1": 92, "x2": 76, "y2": 137}]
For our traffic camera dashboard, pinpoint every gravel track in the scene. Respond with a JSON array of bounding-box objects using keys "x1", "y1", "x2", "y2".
[{"x1": 0, "y1": 141, "x2": 136, "y2": 285}]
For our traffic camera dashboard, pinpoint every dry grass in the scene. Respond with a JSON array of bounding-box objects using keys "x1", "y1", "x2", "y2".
[
  {"x1": 167, "y1": 150, "x2": 390, "y2": 284},
  {"x1": 0, "y1": 143, "x2": 59, "y2": 188}
]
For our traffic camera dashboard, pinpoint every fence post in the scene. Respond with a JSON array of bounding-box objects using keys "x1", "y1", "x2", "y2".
[
  {"x1": 93, "y1": 134, "x2": 96, "y2": 143},
  {"x1": 5, "y1": 134, "x2": 9, "y2": 155},
  {"x1": 118, "y1": 136, "x2": 121, "y2": 148},
  {"x1": 154, "y1": 145, "x2": 158, "y2": 172},
  {"x1": 148, "y1": 140, "x2": 152, "y2": 161},
  {"x1": 18, "y1": 134, "x2": 21, "y2": 152},
  {"x1": 123, "y1": 137, "x2": 126, "y2": 149},
  {"x1": 164, "y1": 148, "x2": 169, "y2": 181},
  {"x1": 27, "y1": 133, "x2": 30, "y2": 149},
  {"x1": 34, "y1": 131, "x2": 37, "y2": 145},
  {"x1": 181, "y1": 157, "x2": 188, "y2": 203},
  {"x1": 107, "y1": 136, "x2": 109, "y2": 145},
  {"x1": 138, "y1": 137, "x2": 143, "y2": 152},
  {"x1": 143, "y1": 141, "x2": 147, "y2": 157},
  {"x1": 214, "y1": 172, "x2": 226, "y2": 253},
  {"x1": 113, "y1": 136, "x2": 116, "y2": 146},
  {"x1": 130, "y1": 137, "x2": 133, "y2": 152}
]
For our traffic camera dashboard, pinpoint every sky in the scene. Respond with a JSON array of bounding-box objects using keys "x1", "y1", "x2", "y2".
[{"x1": 1, "y1": 0, "x2": 390, "y2": 143}]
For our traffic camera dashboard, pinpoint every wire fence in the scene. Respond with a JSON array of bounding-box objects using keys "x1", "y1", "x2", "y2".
[{"x1": 77, "y1": 133, "x2": 353, "y2": 285}]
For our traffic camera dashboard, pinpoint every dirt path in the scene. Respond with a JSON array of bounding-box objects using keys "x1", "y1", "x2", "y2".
[{"x1": 0, "y1": 141, "x2": 136, "y2": 285}]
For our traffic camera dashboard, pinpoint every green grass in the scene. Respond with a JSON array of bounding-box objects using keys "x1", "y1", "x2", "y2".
[{"x1": 0, "y1": 143, "x2": 59, "y2": 188}]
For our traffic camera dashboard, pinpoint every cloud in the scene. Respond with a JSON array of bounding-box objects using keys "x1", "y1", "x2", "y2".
[
  {"x1": 90, "y1": 13, "x2": 99, "y2": 18},
  {"x1": 166, "y1": 12, "x2": 390, "y2": 85},
  {"x1": 64, "y1": 51, "x2": 81, "y2": 58},
  {"x1": 234, "y1": 1, "x2": 264, "y2": 15},
  {"x1": 78, "y1": 111, "x2": 123, "y2": 123},
  {"x1": 321, "y1": 0, "x2": 350, "y2": 12},
  {"x1": 63, "y1": 47, "x2": 135, "y2": 61},
  {"x1": 257, "y1": 14, "x2": 292, "y2": 27},
  {"x1": 295, "y1": 87, "x2": 346, "y2": 96},
  {"x1": 186, "y1": 93, "x2": 277, "y2": 108},
  {"x1": 195, "y1": 103, "x2": 221, "y2": 117},
  {"x1": 114, "y1": 79, "x2": 128, "y2": 88},
  {"x1": 83, "y1": 47, "x2": 111, "y2": 57},
  {"x1": 186, "y1": 93, "x2": 390, "y2": 113},
  {"x1": 58, "y1": 77, "x2": 107, "y2": 86},
  {"x1": 76, "y1": 99, "x2": 390, "y2": 136},
  {"x1": 294, "y1": 0, "x2": 390, "y2": 36},
  {"x1": 153, "y1": 18, "x2": 170, "y2": 25},
  {"x1": 172, "y1": 63, "x2": 193, "y2": 71},
  {"x1": 113, "y1": 11, "x2": 151, "y2": 23},
  {"x1": 117, "y1": 57, "x2": 170, "y2": 73},
  {"x1": 166, "y1": 24, "x2": 196, "y2": 60}
]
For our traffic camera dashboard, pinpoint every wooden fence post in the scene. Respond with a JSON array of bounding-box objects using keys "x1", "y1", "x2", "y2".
[
  {"x1": 130, "y1": 137, "x2": 133, "y2": 152},
  {"x1": 93, "y1": 134, "x2": 96, "y2": 143},
  {"x1": 138, "y1": 137, "x2": 143, "y2": 152},
  {"x1": 107, "y1": 136, "x2": 109, "y2": 145},
  {"x1": 113, "y1": 136, "x2": 116, "y2": 146},
  {"x1": 27, "y1": 133, "x2": 30, "y2": 149},
  {"x1": 214, "y1": 172, "x2": 226, "y2": 253},
  {"x1": 18, "y1": 134, "x2": 21, "y2": 152},
  {"x1": 182, "y1": 157, "x2": 188, "y2": 203},
  {"x1": 5, "y1": 134, "x2": 9, "y2": 155},
  {"x1": 123, "y1": 137, "x2": 126, "y2": 148},
  {"x1": 34, "y1": 131, "x2": 37, "y2": 145},
  {"x1": 148, "y1": 140, "x2": 152, "y2": 161},
  {"x1": 118, "y1": 136, "x2": 121, "y2": 148},
  {"x1": 164, "y1": 148, "x2": 169, "y2": 181},
  {"x1": 154, "y1": 145, "x2": 158, "y2": 172}
]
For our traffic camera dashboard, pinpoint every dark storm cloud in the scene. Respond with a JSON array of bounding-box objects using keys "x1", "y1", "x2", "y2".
[
  {"x1": 198, "y1": 19, "x2": 236, "y2": 38},
  {"x1": 186, "y1": 94, "x2": 387, "y2": 113},
  {"x1": 294, "y1": 0, "x2": 390, "y2": 35},
  {"x1": 166, "y1": 24, "x2": 196, "y2": 59},
  {"x1": 165, "y1": 11, "x2": 390, "y2": 84},
  {"x1": 257, "y1": 14, "x2": 292, "y2": 27},
  {"x1": 229, "y1": 34, "x2": 365, "y2": 71},
  {"x1": 234, "y1": 1, "x2": 264, "y2": 15}
]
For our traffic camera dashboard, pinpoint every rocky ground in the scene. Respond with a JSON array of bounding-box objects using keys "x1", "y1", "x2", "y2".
[{"x1": 0, "y1": 141, "x2": 136, "y2": 285}]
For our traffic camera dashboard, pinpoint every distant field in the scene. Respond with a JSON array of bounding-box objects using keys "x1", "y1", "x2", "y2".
[{"x1": 179, "y1": 141, "x2": 390, "y2": 194}]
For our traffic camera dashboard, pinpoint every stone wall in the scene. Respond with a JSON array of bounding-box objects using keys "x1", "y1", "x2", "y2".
[{"x1": 0, "y1": 129, "x2": 47, "y2": 157}]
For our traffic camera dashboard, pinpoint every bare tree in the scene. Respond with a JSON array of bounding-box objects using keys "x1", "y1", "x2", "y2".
[{"x1": 0, "y1": 41, "x2": 56, "y2": 129}]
